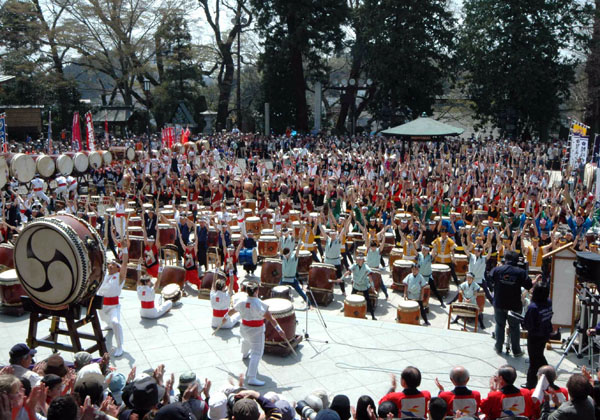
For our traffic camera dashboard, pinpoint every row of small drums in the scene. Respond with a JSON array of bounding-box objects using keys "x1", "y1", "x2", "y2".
[{"x1": 0, "y1": 147, "x2": 138, "y2": 186}]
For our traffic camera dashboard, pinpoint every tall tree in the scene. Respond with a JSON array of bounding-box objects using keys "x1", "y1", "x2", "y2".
[
  {"x1": 361, "y1": 0, "x2": 456, "y2": 129},
  {"x1": 152, "y1": 12, "x2": 206, "y2": 128},
  {"x1": 198, "y1": 0, "x2": 252, "y2": 131},
  {"x1": 461, "y1": 0, "x2": 592, "y2": 140},
  {"x1": 251, "y1": 0, "x2": 349, "y2": 132},
  {"x1": 586, "y1": 0, "x2": 600, "y2": 134}
]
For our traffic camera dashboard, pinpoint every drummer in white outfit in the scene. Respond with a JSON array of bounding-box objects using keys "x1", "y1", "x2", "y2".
[
  {"x1": 54, "y1": 175, "x2": 68, "y2": 200},
  {"x1": 66, "y1": 175, "x2": 78, "y2": 198},
  {"x1": 210, "y1": 278, "x2": 240, "y2": 329},
  {"x1": 113, "y1": 198, "x2": 127, "y2": 239},
  {"x1": 30, "y1": 176, "x2": 50, "y2": 204},
  {"x1": 97, "y1": 248, "x2": 128, "y2": 357},
  {"x1": 222, "y1": 281, "x2": 285, "y2": 386},
  {"x1": 137, "y1": 265, "x2": 173, "y2": 319}
]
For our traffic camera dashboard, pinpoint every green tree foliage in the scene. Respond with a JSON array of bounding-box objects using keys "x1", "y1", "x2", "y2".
[
  {"x1": 461, "y1": 0, "x2": 593, "y2": 140},
  {"x1": 251, "y1": 0, "x2": 349, "y2": 133},
  {"x1": 152, "y1": 12, "x2": 206, "y2": 128},
  {"x1": 361, "y1": 0, "x2": 456, "y2": 129},
  {"x1": 0, "y1": 0, "x2": 81, "y2": 129}
]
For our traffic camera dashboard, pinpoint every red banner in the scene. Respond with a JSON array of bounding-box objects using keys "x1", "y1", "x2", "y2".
[
  {"x1": 85, "y1": 111, "x2": 95, "y2": 151},
  {"x1": 104, "y1": 110, "x2": 109, "y2": 146},
  {"x1": 168, "y1": 127, "x2": 174, "y2": 148},
  {"x1": 72, "y1": 112, "x2": 82, "y2": 151}
]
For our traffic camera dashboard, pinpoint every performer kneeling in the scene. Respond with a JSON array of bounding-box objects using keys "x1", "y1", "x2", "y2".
[
  {"x1": 222, "y1": 281, "x2": 286, "y2": 386},
  {"x1": 137, "y1": 265, "x2": 173, "y2": 319},
  {"x1": 211, "y1": 278, "x2": 240, "y2": 329}
]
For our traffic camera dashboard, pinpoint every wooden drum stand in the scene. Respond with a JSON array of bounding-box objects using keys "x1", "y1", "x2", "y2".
[{"x1": 22, "y1": 295, "x2": 107, "y2": 356}]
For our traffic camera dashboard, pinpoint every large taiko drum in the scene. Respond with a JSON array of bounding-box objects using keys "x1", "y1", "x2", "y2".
[
  {"x1": 297, "y1": 250, "x2": 313, "y2": 276},
  {"x1": 199, "y1": 269, "x2": 227, "y2": 299},
  {"x1": 243, "y1": 199, "x2": 256, "y2": 212},
  {"x1": 368, "y1": 269, "x2": 382, "y2": 305},
  {"x1": 271, "y1": 285, "x2": 291, "y2": 300},
  {"x1": 5, "y1": 153, "x2": 36, "y2": 183},
  {"x1": 246, "y1": 217, "x2": 261, "y2": 235},
  {"x1": 207, "y1": 228, "x2": 219, "y2": 247},
  {"x1": 52, "y1": 154, "x2": 73, "y2": 176},
  {"x1": 0, "y1": 269, "x2": 26, "y2": 314},
  {"x1": 454, "y1": 254, "x2": 468, "y2": 276},
  {"x1": 308, "y1": 263, "x2": 336, "y2": 306},
  {"x1": 66, "y1": 152, "x2": 89, "y2": 173},
  {"x1": 392, "y1": 260, "x2": 413, "y2": 290},
  {"x1": 127, "y1": 235, "x2": 144, "y2": 262},
  {"x1": 32, "y1": 154, "x2": 55, "y2": 178},
  {"x1": 0, "y1": 243, "x2": 15, "y2": 271},
  {"x1": 128, "y1": 217, "x2": 143, "y2": 228},
  {"x1": 260, "y1": 259, "x2": 282, "y2": 287},
  {"x1": 86, "y1": 213, "x2": 98, "y2": 229},
  {"x1": 231, "y1": 233, "x2": 242, "y2": 248},
  {"x1": 348, "y1": 232, "x2": 364, "y2": 249},
  {"x1": 13, "y1": 214, "x2": 106, "y2": 310},
  {"x1": 288, "y1": 210, "x2": 300, "y2": 222},
  {"x1": 157, "y1": 224, "x2": 176, "y2": 246},
  {"x1": 160, "y1": 265, "x2": 186, "y2": 290},
  {"x1": 86, "y1": 151, "x2": 103, "y2": 169},
  {"x1": 258, "y1": 235, "x2": 279, "y2": 258},
  {"x1": 382, "y1": 232, "x2": 395, "y2": 256},
  {"x1": 100, "y1": 150, "x2": 113, "y2": 166},
  {"x1": 432, "y1": 263, "x2": 451, "y2": 295},
  {"x1": 161, "y1": 283, "x2": 182, "y2": 303},
  {"x1": 344, "y1": 294, "x2": 366, "y2": 319},
  {"x1": 397, "y1": 301, "x2": 420, "y2": 325},
  {"x1": 264, "y1": 298, "x2": 297, "y2": 343},
  {"x1": 389, "y1": 248, "x2": 403, "y2": 267},
  {"x1": 110, "y1": 146, "x2": 135, "y2": 161}
]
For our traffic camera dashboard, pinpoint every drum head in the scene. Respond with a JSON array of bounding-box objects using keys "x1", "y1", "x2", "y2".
[
  {"x1": 126, "y1": 148, "x2": 135, "y2": 160},
  {"x1": 0, "y1": 269, "x2": 18, "y2": 283},
  {"x1": 101, "y1": 151, "x2": 113, "y2": 165},
  {"x1": 252, "y1": 247, "x2": 258, "y2": 265},
  {"x1": 247, "y1": 217, "x2": 260, "y2": 222},
  {"x1": 432, "y1": 263, "x2": 450, "y2": 271},
  {"x1": 73, "y1": 153, "x2": 89, "y2": 172},
  {"x1": 56, "y1": 155, "x2": 73, "y2": 175},
  {"x1": 399, "y1": 301, "x2": 419, "y2": 310},
  {"x1": 36, "y1": 155, "x2": 55, "y2": 178},
  {"x1": 14, "y1": 219, "x2": 89, "y2": 308},
  {"x1": 88, "y1": 152, "x2": 102, "y2": 169},
  {"x1": 264, "y1": 297, "x2": 293, "y2": 314},
  {"x1": 12, "y1": 154, "x2": 36, "y2": 183},
  {"x1": 394, "y1": 260, "x2": 413, "y2": 267},
  {"x1": 162, "y1": 283, "x2": 181, "y2": 298},
  {"x1": 0, "y1": 156, "x2": 7, "y2": 189},
  {"x1": 299, "y1": 250, "x2": 311, "y2": 257},
  {"x1": 346, "y1": 294, "x2": 365, "y2": 304}
]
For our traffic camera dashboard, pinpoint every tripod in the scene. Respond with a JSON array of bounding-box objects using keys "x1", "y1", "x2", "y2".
[
  {"x1": 556, "y1": 286, "x2": 600, "y2": 371},
  {"x1": 302, "y1": 287, "x2": 329, "y2": 355}
]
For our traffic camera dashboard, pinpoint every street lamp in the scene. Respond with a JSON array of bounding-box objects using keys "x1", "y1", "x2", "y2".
[{"x1": 143, "y1": 78, "x2": 151, "y2": 93}]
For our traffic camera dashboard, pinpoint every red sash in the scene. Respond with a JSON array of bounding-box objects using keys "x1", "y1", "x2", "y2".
[
  {"x1": 242, "y1": 319, "x2": 264, "y2": 327},
  {"x1": 213, "y1": 309, "x2": 228, "y2": 317},
  {"x1": 141, "y1": 300, "x2": 155, "y2": 309},
  {"x1": 103, "y1": 296, "x2": 119, "y2": 306}
]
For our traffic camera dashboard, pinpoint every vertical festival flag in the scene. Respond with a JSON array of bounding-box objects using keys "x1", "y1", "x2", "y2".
[
  {"x1": 104, "y1": 110, "x2": 109, "y2": 146},
  {"x1": 48, "y1": 111, "x2": 53, "y2": 155},
  {"x1": 168, "y1": 127, "x2": 174, "y2": 148},
  {"x1": 0, "y1": 113, "x2": 7, "y2": 153},
  {"x1": 72, "y1": 112, "x2": 82, "y2": 151},
  {"x1": 85, "y1": 111, "x2": 96, "y2": 151}
]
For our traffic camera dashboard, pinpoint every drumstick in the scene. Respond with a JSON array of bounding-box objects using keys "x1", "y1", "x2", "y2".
[
  {"x1": 282, "y1": 335, "x2": 298, "y2": 357},
  {"x1": 211, "y1": 323, "x2": 224, "y2": 335}
]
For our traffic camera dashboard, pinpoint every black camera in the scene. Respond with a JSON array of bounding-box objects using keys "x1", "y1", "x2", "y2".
[{"x1": 295, "y1": 400, "x2": 318, "y2": 420}]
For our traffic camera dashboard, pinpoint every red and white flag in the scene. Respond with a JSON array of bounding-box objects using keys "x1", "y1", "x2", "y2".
[
  {"x1": 182, "y1": 126, "x2": 191, "y2": 144},
  {"x1": 72, "y1": 112, "x2": 82, "y2": 151},
  {"x1": 85, "y1": 111, "x2": 95, "y2": 151}
]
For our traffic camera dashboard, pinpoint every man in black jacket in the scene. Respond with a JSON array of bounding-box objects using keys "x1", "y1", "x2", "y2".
[{"x1": 490, "y1": 250, "x2": 532, "y2": 356}]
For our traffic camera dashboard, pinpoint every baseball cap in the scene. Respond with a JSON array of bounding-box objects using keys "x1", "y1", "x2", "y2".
[
  {"x1": 208, "y1": 391, "x2": 228, "y2": 419},
  {"x1": 178, "y1": 372, "x2": 198, "y2": 393},
  {"x1": 276, "y1": 400, "x2": 295, "y2": 420},
  {"x1": 45, "y1": 354, "x2": 68, "y2": 377},
  {"x1": 154, "y1": 402, "x2": 197, "y2": 420},
  {"x1": 129, "y1": 377, "x2": 159, "y2": 411},
  {"x1": 315, "y1": 409, "x2": 341, "y2": 420},
  {"x1": 74, "y1": 351, "x2": 93, "y2": 369},
  {"x1": 9, "y1": 343, "x2": 36, "y2": 359}
]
